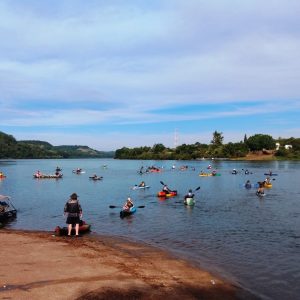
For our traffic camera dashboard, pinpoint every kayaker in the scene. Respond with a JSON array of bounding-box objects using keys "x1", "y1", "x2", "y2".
[
  {"x1": 232, "y1": 168, "x2": 237, "y2": 174},
  {"x1": 138, "y1": 181, "x2": 146, "y2": 187},
  {"x1": 184, "y1": 189, "x2": 194, "y2": 200},
  {"x1": 64, "y1": 193, "x2": 83, "y2": 236},
  {"x1": 245, "y1": 180, "x2": 252, "y2": 189},
  {"x1": 122, "y1": 197, "x2": 134, "y2": 212},
  {"x1": 256, "y1": 182, "x2": 265, "y2": 196},
  {"x1": 162, "y1": 184, "x2": 173, "y2": 194},
  {"x1": 264, "y1": 177, "x2": 271, "y2": 185}
]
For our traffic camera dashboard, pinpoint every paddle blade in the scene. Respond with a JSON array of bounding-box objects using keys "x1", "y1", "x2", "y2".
[
  {"x1": 195, "y1": 186, "x2": 201, "y2": 191},
  {"x1": 109, "y1": 205, "x2": 118, "y2": 208},
  {"x1": 160, "y1": 181, "x2": 165, "y2": 185},
  {"x1": 137, "y1": 205, "x2": 145, "y2": 208}
]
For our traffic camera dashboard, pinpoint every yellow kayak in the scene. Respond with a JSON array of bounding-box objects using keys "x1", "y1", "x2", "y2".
[
  {"x1": 264, "y1": 183, "x2": 272, "y2": 188},
  {"x1": 199, "y1": 173, "x2": 212, "y2": 177}
]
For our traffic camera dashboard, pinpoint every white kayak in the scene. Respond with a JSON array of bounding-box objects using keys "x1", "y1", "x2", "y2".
[
  {"x1": 184, "y1": 197, "x2": 195, "y2": 206},
  {"x1": 132, "y1": 185, "x2": 150, "y2": 190}
]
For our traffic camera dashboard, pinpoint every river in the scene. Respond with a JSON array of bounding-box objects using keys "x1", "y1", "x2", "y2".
[{"x1": 0, "y1": 159, "x2": 299, "y2": 299}]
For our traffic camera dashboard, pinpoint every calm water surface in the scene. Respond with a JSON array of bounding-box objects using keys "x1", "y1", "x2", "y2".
[{"x1": 0, "y1": 159, "x2": 299, "y2": 300}]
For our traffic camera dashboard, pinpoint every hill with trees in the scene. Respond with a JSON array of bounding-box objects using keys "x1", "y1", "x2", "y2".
[{"x1": 0, "y1": 131, "x2": 114, "y2": 159}]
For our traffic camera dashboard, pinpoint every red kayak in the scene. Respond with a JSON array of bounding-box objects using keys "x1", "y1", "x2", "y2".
[
  {"x1": 157, "y1": 190, "x2": 177, "y2": 198},
  {"x1": 54, "y1": 220, "x2": 91, "y2": 236}
]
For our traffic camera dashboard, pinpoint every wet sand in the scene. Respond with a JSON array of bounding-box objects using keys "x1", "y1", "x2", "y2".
[{"x1": 0, "y1": 230, "x2": 256, "y2": 299}]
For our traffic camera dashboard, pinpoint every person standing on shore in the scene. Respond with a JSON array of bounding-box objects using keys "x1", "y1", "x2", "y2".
[{"x1": 64, "y1": 193, "x2": 82, "y2": 236}]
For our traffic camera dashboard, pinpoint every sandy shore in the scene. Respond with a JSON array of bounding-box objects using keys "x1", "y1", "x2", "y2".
[{"x1": 0, "y1": 230, "x2": 256, "y2": 300}]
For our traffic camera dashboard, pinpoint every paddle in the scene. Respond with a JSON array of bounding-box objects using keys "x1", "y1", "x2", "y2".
[
  {"x1": 109, "y1": 205, "x2": 145, "y2": 209},
  {"x1": 193, "y1": 186, "x2": 201, "y2": 192}
]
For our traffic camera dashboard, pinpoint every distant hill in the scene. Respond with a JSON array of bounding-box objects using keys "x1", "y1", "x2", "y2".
[{"x1": 0, "y1": 132, "x2": 114, "y2": 159}]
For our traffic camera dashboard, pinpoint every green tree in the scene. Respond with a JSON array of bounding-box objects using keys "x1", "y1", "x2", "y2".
[
  {"x1": 211, "y1": 131, "x2": 224, "y2": 146},
  {"x1": 246, "y1": 134, "x2": 276, "y2": 151}
]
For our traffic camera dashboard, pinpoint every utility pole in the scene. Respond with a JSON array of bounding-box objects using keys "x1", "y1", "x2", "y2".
[{"x1": 174, "y1": 128, "x2": 178, "y2": 148}]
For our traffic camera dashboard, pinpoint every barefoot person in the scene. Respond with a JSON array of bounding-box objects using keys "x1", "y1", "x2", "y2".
[{"x1": 64, "y1": 193, "x2": 82, "y2": 236}]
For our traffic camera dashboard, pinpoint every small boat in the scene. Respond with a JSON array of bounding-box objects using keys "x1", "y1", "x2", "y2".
[
  {"x1": 89, "y1": 176, "x2": 103, "y2": 180},
  {"x1": 157, "y1": 191, "x2": 177, "y2": 198},
  {"x1": 199, "y1": 173, "x2": 213, "y2": 177},
  {"x1": 54, "y1": 220, "x2": 91, "y2": 236},
  {"x1": 120, "y1": 207, "x2": 136, "y2": 218},
  {"x1": 132, "y1": 185, "x2": 150, "y2": 190},
  {"x1": 0, "y1": 174, "x2": 6, "y2": 179},
  {"x1": 264, "y1": 183, "x2": 272, "y2": 188},
  {"x1": 33, "y1": 174, "x2": 63, "y2": 179},
  {"x1": 184, "y1": 197, "x2": 195, "y2": 206},
  {"x1": 72, "y1": 170, "x2": 85, "y2": 174},
  {"x1": 264, "y1": 173, "x2": 278, "y2": 176},
  {"x1": 0, "y1": 197, "x2": 17, "y2": 222}
]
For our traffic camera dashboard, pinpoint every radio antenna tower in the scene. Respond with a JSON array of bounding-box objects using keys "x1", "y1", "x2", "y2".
[{"x1": 174, "y1": 128, "x2": 178, "y2": 148}]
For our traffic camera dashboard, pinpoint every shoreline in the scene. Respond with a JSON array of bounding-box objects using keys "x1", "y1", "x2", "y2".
[{"x1": 0, "y1": 229, "x2": 258, "y2": 299}]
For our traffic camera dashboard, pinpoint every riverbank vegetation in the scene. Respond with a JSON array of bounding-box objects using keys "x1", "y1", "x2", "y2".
[
  {"x1": 115, "y1": 131, "x2": 300, "y2": 160},
  {"x1": 1, "y1": 130, "x2": 299, "y2": 160}
]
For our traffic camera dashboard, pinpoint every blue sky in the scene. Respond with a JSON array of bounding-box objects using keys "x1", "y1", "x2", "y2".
[{"x1": 1, "y1": 0, "x2": 299, "y2": 150}]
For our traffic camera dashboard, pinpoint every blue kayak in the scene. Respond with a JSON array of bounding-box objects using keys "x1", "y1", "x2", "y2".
[
  {"x1": 120, "y1": 207, "x2": 136, "y2": 218},
  {"x1": 264, "y1": 173, "x2": 278, "y2": 176}
]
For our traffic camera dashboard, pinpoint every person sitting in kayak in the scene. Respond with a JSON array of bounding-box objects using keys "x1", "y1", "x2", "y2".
[
  {"x1": 256, "y1": 182, "x2": 265, "y2": 196},
  {"x1": 245, "y1": 180, "x2": 252, "y2": 189},
  {"x1": 123, "y1": 197, "x2": 134, "y2": 212},
  {"x1": 162, "y1": 185, "x2": 173, "y2": 194},
  {"x1": 212, "y1": 170, "x2": 217, "y2": 176},
  {"x1": 138, "y1": 181, "x2": 146, "y2": 187},
  {"x1": 184, "y1": 189, "x2": 194, "y2": 205},
  {"x1": 232, "y1": 169, "x2": 237, "y2": 174},
  {"x1": 264, "y1": 177, "x2": 271, "y2": 185}
]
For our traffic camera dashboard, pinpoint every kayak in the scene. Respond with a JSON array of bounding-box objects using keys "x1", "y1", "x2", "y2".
[
  {"x1": 264, "y1": 173, "x2": 278, "y2": 176},
  {"x1": 120, "y1": 206, "x2": 136, "y2": 218},
  {"x1": 33, "y1": 174, "x2": 63, "y2": 179},
  {"x1": 199, "y1": 173, "x2": 212, "y2": 177},
  {"x1": 89, "y1": 176, "x2": 103, "y2": 180},
  {"x1": 0, "y1": 198, "x2": 17, "y2": 222},
  {"x1": 184, "y1": 197, "x2": 195, "y2": 206},
  {"x1": 132, "y1": 185, "x2": 150, "y2": 190},
  {"x1": 54, "y1": 220, "x2": 91, "y2": 236},
  {"x1": 73, "y1": 170, "x2": 85, "y2": 174},
  {"x1": 264, "y1": 183, "x2": 272, "y2": 188},
  {"x1": 157, "y1": 191, "x2": 178, "y2": 197}
]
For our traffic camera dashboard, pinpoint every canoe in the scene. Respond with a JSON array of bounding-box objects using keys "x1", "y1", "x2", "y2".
[
  {"x1": 132, "y1": 185, "x2": 150, "y2": 190},
  {"x1": 157, "y1": 191, "x2": 177, "y2": 197},
  {"x1": 54, "y1": 220, "x2": 91, "y2": 236},
  {"x1": 184, "y1": 197, "x2": 195, "y2": 206},
  {"x1": 120, "y1": 207, "x2": 136, "y2": 218},
  {"x1": 33, "y1": 174, "x2": 63, "y2": 179}
]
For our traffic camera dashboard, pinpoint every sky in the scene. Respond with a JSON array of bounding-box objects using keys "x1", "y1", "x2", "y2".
[{"x1": 0, "y1": 0, "x2": 300, "y2": 151}]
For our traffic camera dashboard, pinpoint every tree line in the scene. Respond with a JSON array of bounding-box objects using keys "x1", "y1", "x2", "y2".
[
  {"x1": 0, "y1": 131, "x2": 114, "y2": 159},
  {"x1": 115, "y1": 131, "x2": 300, "y2": 160}
]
